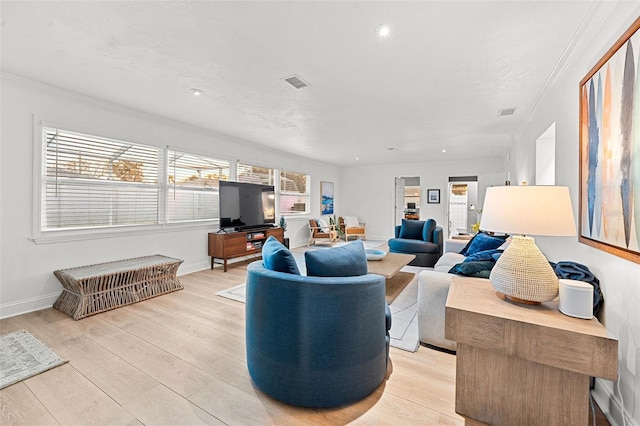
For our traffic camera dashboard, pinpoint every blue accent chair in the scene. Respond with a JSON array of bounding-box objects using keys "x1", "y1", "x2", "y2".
[
  {"x1": 245, "y1": 261, "x2": 391, "y2": 408},
  {"x1": 387, "y1": 219, "x2": 444, "y2": 267}
]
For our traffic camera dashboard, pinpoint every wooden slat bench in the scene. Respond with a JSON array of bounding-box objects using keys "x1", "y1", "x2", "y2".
[{"x1": 53, "y1": 255, "x2": 184, "y2": 320}]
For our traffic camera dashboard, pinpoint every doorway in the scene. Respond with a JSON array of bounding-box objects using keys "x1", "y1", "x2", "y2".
[
  {"x1": 447, "y1": 176, "x2": 478, "y2": 237},
  {"x1": 394, "y1": 176, "x2": 421, "y2": 226}
]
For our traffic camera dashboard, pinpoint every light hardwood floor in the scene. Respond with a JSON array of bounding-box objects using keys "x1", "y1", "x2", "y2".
[{"x1": 1, "y1": 257, "x2": 609, "y2": 425}]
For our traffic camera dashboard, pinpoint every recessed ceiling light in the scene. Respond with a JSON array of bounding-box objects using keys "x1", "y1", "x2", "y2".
[
  {"x1": 190, "y1": 88, "x2": 204, "y2": 97},
  {"x1": 355, "y1": 157, "x2": 360, "y2": 161},
  {"x1": 442, "y1": 149, "x2": 447, "y2": 153},
  {"x1": 376, "y1": 24, "x2": 392, "y2": 38}
]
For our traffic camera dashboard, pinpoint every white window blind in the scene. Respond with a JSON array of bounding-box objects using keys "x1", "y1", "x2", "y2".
[
  {"x1": 167, "y1": 150, "x2": 230, "y2": 222},
  {"x1": 237, "y1": 163, "x2": 309, "y2": 215},
  {"x1": 237, "y1": 162, "x2": 275, "y2": 185},
  {"x1": 279, "y1": 169, "x2": 308, "y2": 214},
  {"x1": 39, "y1": 127, "x2": 310, "y2": 239},
  {"x1": 42, "y1": 128, "x2": 159, "y2": 230}
]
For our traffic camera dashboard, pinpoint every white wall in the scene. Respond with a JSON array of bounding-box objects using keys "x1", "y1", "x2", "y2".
[
  {"x1": 535, "y1": 123, "x2": 556, "y2": 185},
  {"x1": 0, "y1": 75, "x2": 339, "y2": 318},
  {"x1": 513, "y1": 6, "x2": 640, "y2": 425},
  {"x1": 339, "y1": 158, "x2": 506, "y2": 241}
]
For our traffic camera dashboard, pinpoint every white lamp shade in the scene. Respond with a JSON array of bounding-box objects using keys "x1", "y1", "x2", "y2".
[{"x1": 480, "y1": 186, "x2": 576, "y2": 236}]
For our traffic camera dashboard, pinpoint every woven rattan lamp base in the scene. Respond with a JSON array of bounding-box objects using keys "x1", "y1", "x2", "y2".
[{"x1": 489, "y1": 236, "x2": 558, "y2": 303}]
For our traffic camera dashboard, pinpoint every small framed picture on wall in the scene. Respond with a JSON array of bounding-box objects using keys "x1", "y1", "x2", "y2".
[
  {"x1": 427, "y1": 189, "x2": 440, "y2": 204},
  {"x1": 320, "y1": 181, "x2": 334, "y2": 215}
]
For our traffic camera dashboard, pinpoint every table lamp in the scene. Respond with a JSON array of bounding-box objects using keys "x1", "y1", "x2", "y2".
[{"x1": 480, "y1": 185, "x2": 576, "y2": 304}]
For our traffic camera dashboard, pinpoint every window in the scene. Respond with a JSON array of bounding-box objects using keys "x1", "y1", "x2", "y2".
[
  {"x1": 279, "y1": 169, "x2": 308, "y2": 214},
  {"x1": 237, "y1": 162, "x2": 275, "y2": 185},
  {"x1": 37, "y1": 126, "x2": 311, "y2": 241},
  {"x1": 38, "y1": 127, "x2": 231, "y2": 239},
  {"x1": 42, "y1": 127, "x2": 159, "y2": 231},
  {"x1": 167, "y1": 150, "x2": 230, "y2": 222},
  {"x1": 237, "y1": 163, "x2": 309, "y2": 215}
]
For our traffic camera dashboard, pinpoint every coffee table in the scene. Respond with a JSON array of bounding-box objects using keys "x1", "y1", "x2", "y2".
[
  {"x1": 367, "y1": 252, "x2": 415, "y2": 303},
  {"x1": 367, "y1": 252, "x2": 415, "y2": 278}
]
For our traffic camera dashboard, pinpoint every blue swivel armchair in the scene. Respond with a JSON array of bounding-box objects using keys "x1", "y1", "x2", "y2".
[
  {"x1": 245, "y1": 261, "x2": 390, "y2": 408},
  {"x1": 387, "y1": 219, "x2": 444, "y2": 267}
]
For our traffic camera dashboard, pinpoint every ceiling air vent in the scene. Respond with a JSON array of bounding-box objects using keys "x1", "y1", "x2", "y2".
[
  {"x1": 283, "y1": 75, "x2": 310, "y2": 90},
  {"x1": 498, "y1": 107, "x2": 517, "y2": 117}
]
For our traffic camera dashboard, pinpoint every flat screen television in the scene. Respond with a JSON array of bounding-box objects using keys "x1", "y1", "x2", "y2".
[{"x1": 219, "y1": 181, "x2": 276, "y2": 231}]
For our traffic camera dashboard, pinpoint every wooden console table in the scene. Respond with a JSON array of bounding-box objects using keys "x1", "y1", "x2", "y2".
[
  {"x1": 208, "y1": 227, "x2": 284, "y2": 272},
  {"x1": 53, "y1": 255, "x2": 183, "y2": 320},
  {"x1": 445, "y1": 277, "x2": 618, "y2": 426}
]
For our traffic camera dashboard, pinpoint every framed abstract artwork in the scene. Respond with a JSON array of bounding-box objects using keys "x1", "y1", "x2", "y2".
[
  {"x1": 427, "y1": 189, "x2": 440, "y2": 204},
  {"x1": 320, "y1": 181, "x2": 334, "y2": 215},
  {"x1": 579, "y1": 17, "x2": 640, "y2": 264}
]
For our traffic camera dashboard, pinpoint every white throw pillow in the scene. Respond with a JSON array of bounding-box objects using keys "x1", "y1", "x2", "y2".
[
  {"x1": 434, "y1": 252, "x2": 466, "y2": 273},
  {"x1": 317, "y1": 218, "x2": 330, "y2": 233},
  {"x1": 343, "y1": 216, "x2": 360, "y2": 228}
]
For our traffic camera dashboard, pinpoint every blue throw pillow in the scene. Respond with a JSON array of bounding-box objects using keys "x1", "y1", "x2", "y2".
[
  {"x1": 460, "y1": 232, "x2": 508, "y2": 256},
  {"x1": 464, "y1": 248, "x2": 501, "y2": 263},
  {"x1": 422, "y1": 218, "x2": 437, "y2": 242},
  {"x1": 305, "y1": 240, "x2": 368, "y2": 277},
  {"x1": 262, "y1": 236, "x2": 300, "y2": 275},
  {"x1": 448, "y1": 261, "x2": 494, "y2": 278},
  {"x1": 399, "y1": 219, "x2": 425, "y2": 240}
]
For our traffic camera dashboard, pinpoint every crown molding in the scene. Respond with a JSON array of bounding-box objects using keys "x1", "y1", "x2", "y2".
[{"x1": 516, "y1": 1, "x2": 617, "y2": 136}]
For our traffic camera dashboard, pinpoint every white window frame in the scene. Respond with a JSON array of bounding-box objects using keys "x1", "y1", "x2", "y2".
[
  {"x1": 278, "y1": 168, "x2": 310, "y2": 216},
  {"x1": 31, "y1": 119, "x2": 227, "y2": 244},
  {"x1": 237, "y1": 161, "x2": 310, "y2": 217},
  {"x1": 166, "y1": 148, "x2": 230, "y2": 224}
]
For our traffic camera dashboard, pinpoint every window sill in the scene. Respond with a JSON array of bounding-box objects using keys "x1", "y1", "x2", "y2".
[{"x1": 31, "y1": 220, "x2": 218, "y2": 244}]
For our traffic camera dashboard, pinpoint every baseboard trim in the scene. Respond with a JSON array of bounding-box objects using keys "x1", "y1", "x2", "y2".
[
  {"x1": 591, "y1": 378, "x2": 627, "y2": 426},
  {"x1": 420, "y1": 342, "x2": 456, "y2": 356},
  {"x1": 1, "y1": 260, "x2": 211, "y2": 320},
  {"x1": 177, "y1": 260, "x2": 210, "y2": 275},
  {"x1": 0, "y1": 293, "x2": 61, "y2": 319}
]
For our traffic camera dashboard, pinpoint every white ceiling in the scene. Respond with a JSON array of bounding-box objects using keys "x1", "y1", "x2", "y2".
[{"x1": 1, "y1": 1, "x2": 609, "y2": 166}]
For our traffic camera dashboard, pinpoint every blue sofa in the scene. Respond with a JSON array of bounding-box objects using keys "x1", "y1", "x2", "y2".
[
  {"x1": 387, "y1": 219, "x2": 444, "y2": 267},
  {"x1": 245, "y1": 261, "x2": 391, "y2": 408}
]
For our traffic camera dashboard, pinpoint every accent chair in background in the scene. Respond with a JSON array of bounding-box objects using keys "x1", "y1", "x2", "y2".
[
  {"x1": 387, "y1": 218, "x2": 444, "y2": 267},
  {"x1": 339, "y1": 216, "x2": 366, "y2": 241},
  {"x1": 307, "y1": 218, "x2": 339, "y2": 246}
]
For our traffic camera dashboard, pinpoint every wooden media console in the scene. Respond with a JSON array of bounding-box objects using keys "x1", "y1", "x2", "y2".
[{"x1": 208, "y1": 227, "x2": 284, "y2": 272}]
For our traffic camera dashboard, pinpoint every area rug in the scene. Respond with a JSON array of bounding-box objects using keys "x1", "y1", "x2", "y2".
[
  {"x1": 387, "y1": 269, "x2": 420, "y2": 352},
  {"x1": 215, "y1": 283, "x2": 246, "y2": 303},
  {"x1": 215, "y1": 267, "x2": 420, "y2": 353},
  {"x1": 0, "y1": 330, "x2": 67, "y2": 389}
]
